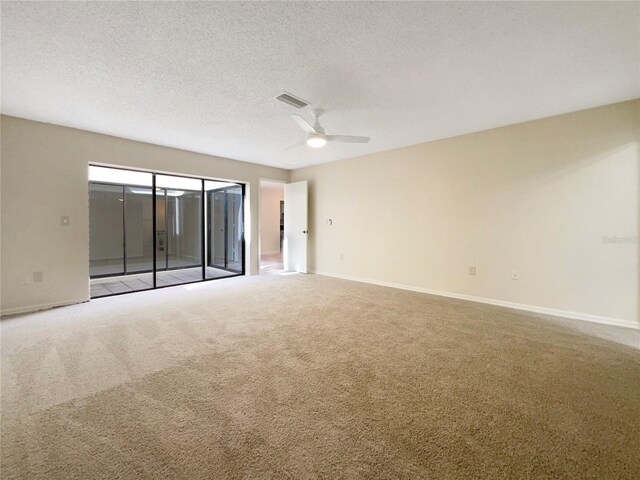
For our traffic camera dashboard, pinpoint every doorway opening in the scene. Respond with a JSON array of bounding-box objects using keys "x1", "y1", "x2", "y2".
[
  {"x1": 259, "y1": 180, "x2": 285, "y2": 274},
  {"x1": 88, "y1": 165, "x2": 245, "y2": 298}
]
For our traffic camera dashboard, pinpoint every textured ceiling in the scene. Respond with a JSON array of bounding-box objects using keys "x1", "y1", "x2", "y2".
[{"x1": 1, "y1": 1, "x2": 639, "y2": 169}]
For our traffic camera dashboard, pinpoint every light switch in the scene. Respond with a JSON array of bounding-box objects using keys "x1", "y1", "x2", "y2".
[
  {"x1": 33, "y1": 271, "x2": 43, "y2": 282},
  {"x1": 61, "y1": 216, "x2": 70, "y2": 226},
  {"x1": 469, "y1": 266, "x2": 477, "y2": 276}
]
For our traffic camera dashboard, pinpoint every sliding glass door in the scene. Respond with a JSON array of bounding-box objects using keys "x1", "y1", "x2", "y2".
[
  {"x1": 89, "y1": 166, "x2": 244, "y2": 298},
  {"x1": 89, "y1": 183, "x2": 125, "y2": 277},
  {"x1": 205, "y1": 182, "x2": 245, "y2": 279},
  {"x1": 226, "y1": 185, "x2": 244, "y2": 272},
  {"x1": 124, "y1": 186, "x2": 154, "y2": 275},
  {"x1": 154, "y1": 175, "x2": 203, "y2": 286}
]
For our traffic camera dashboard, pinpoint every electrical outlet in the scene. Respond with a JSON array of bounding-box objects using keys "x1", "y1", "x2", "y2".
[
  {"x1": 512, "y1": 270, "x2": 520, "y2": 281},
  {"x1": 468, "y1": 266, "x2": 477, "y2": 276},
  {"x1": 33, "y1": 271, "x2": 43, "y2": 282}
]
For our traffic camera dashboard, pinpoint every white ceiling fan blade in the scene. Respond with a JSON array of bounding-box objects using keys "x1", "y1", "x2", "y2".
[
  {"x1": 290, "y1": 114, "x2": 317, "y2": 134},
  {"x1": 326, "y1": 135, "x2": 371, "y2": 144},
  {"x1": 283, "y1": 139, "x2": 307, "y2": 151}
]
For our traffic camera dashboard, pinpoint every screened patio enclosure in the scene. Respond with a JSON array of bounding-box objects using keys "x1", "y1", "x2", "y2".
[{"x1": 89, "y1": 166, "x2": 245, "y2": 298}]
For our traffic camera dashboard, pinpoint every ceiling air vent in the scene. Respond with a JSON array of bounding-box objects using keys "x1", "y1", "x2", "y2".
[{"x1": 276, "y1": 92, "x2": 309, "y2": 109}]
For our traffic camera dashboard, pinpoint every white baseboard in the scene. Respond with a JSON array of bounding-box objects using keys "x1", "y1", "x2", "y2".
[
  {"x1": 1, "y1": 298, "x2": 88, "y2": 317},
  {"x1": 3, "y1": 274, "x2": 636, "y2": 331},
  {"x1": 261, "y1": 250, "x2": 282, "y2": 256},
  {"x1": 312, "y1": 270, "x2": 639, "y2": 330}
]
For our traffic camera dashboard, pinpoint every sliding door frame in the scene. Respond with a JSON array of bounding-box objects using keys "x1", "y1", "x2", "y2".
[
  {"x1": 88, "y1": 165, "x2": 246, "y2": 298},
  {"x1": 206, "y1": 184, "x2": 246, "y2": 274},
  {"x1": 89, "y1": 181, "x2": 153, "y2": 279},
  {"x1": 152, "y1": 174, "x2": 157, "y2": 289},
  {"x1": 201, "y1": 179, "x2": 206, "y2": 281}
]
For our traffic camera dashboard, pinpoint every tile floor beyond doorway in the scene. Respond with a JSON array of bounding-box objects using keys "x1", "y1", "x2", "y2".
[{"x1": 260, "y1": 252, "x2": 284, "y2": 274}]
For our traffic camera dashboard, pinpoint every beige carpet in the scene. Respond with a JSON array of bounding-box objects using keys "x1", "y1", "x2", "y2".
[{"x1": 1, "y1": 274, "x2": 639, "y2": 479}]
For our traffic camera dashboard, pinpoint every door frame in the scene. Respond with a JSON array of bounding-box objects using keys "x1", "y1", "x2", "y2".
[
  {"x1": 206, "y1": 184, "x2": 246, "y2": 274},
  {"x1": 258, "y1": 178, "x2": 287, "y2": 273}
]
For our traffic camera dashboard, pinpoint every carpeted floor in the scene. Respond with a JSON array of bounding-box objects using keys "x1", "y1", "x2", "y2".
[{"x1": 1, "y1": 274, "x2": 639, "y2": 479}]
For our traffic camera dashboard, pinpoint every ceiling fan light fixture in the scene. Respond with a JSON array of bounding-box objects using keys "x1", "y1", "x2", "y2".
[
  {"x1": 286, "y1": 111, "x2": 370, "y2": 151},
  {"x1": 306, "y1": 134, "x2": 327, "y2": 148}
]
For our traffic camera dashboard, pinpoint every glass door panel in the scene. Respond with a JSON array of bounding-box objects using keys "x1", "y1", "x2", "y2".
[
  {"x1": 205, "y1": 182, "x2": 244, "y2": 279},
  {"x1": 156, "y1": 175, "x2": 203, "y2": 286},
  {"x1": 155, "y1": 188, "x2": 168, "y2": 272},
  {"x1": 89, "y1": 183, "x2": 124, "y2": 277},
  {"x1": 166, "y1": 189, "x2": 202, "y2": 270},
  {"x1": 209, "y1": 190, "x2": 226, "y2": 269},
  {"x1": 226, "y1": 186, "x2": 243, "y2": 272},
  {"x1": 124, "y1": 187, "x2": 153, "y2": 275}
]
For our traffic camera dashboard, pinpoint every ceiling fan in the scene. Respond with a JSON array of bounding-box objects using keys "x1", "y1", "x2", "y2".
[{"x1": 286, "y1": 109, "x2": 371, "y2": 149}]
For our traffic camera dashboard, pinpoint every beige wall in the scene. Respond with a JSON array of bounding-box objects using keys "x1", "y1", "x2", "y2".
[
  {"x1": 292, "y1": 100, "x2": 640, "y2": 328},
  {"x1": 3, "y1": 101, "x2": 638, "y2": 325},
  {"x1": 0, "y1": 115, "x2": 289, "y2": 314},
  {"x1": 260, "y1": 185, "x2": 284, "y2": 255}
]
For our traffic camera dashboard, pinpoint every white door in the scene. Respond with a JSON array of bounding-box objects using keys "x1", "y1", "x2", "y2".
[{"x1": 284, "y1": 180, "x2": 308, "y2": 273}]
